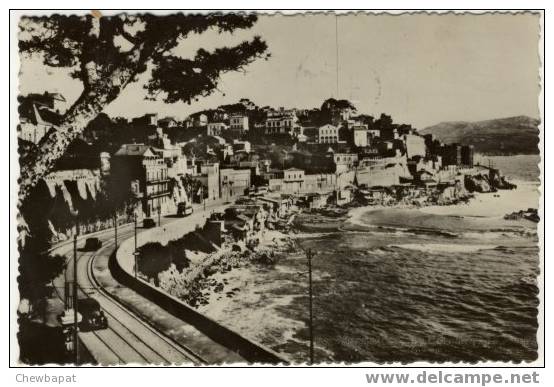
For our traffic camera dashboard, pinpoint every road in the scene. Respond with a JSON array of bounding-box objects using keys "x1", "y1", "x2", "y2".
[{"x1": 50, "y1": 200, "x2": 230, "y2": 365}]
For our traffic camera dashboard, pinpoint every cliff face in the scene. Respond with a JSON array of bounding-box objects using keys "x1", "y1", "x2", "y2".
[{"x1": 421, "y1": 116, "x2": 540, "y2": 155}]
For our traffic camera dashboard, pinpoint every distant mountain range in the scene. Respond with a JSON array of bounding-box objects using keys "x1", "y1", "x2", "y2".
[{"x1": 420, "y1": 115, "x2": 540, "y2": 155}]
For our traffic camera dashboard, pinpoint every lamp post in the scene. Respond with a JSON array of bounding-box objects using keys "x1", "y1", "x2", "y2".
[{"x1": 307, "y1": 248, "x2": 314, "y2": 365}]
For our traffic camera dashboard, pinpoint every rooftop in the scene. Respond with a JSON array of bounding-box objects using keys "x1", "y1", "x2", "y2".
[{"x1": 114, "y1": 144, "x2": 156, "y2": 157}]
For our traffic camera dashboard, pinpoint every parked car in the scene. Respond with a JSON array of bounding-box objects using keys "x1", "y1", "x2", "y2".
[
  {"x1": 77, "y1": 298, "x2": 108, "y2": 332},
  {"x1": 142, "y1": 218, "x2": 156, "y2": 228},
  {"x1": 83, "y1": 237, "x2": 102, "y2": 251},
  {"x1": 177, "y1": 202, "x2": 193, "y2": 217}
]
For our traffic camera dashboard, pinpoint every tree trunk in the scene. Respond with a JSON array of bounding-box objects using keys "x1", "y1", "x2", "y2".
[
  {"x1": 18, "y1": 46, "x2": 148, "y2": 203},
  {"x1": 18, "y1": 89, "x2": 113, "y2": 201}
]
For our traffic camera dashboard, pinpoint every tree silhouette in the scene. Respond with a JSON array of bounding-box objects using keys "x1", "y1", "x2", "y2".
[{"x1": 18, "y1": 12, "x2": 269, "y2": 200}]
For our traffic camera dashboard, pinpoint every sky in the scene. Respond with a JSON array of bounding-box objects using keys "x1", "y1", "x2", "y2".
[{"x1": 18, "y1": 12, "x2": 541, "y2": 129}]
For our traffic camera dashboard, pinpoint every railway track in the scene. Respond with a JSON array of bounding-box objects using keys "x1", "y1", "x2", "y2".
[{"x1": 53, "y1": 232, "x2": 207, "y2": 365}]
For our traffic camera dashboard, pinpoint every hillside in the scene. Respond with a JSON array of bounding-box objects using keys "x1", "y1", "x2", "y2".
[{"x1": 420, "y1": 116, "x2": 540, "y2": 155}]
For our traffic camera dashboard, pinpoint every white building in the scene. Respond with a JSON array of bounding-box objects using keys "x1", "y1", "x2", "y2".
[
  {"x1": 18, "y1": 104, "x2": 54, "y2": 144},
  {"x1": 318, "y1": 124, "x2": 339, "y2": 144},
  {"x1": 229, "y1": 114, "x2": 249, "y2": 133},
  {"x1": 265, "y1": 109, "x2": 301, "y2": 136},
  {"x1": 403, "y1": 134, "x2": 426, "y2": 158},
  {"x1": 207, "y1": 122, "x2": 228, "y2": 136},
  {"x1": 352, "y1": 125, "x2": 369, "y2": 147},
  {"x1": 283, "y1": 168, "x2": 305, "y2": 194},
  {"x1": 195, "y1": 114, "x2": 208, "y2": 127},
  {"x1": 333, "y1": 153, "x2": 359, "y2": 173}
]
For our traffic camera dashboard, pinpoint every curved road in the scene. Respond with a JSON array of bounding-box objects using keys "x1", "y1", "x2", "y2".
[{"x1": 51, "y1": 224, "x2": 206, "y2": 365}]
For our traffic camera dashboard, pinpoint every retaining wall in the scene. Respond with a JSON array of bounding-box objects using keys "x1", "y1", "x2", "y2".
[{"x1": 112, "y1": 217, "x2": 287, "y2": 364}]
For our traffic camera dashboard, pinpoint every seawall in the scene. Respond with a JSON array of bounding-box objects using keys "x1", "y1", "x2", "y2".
[{"x1": 112, "y1": 216, "x2": 287, "y2": 364}]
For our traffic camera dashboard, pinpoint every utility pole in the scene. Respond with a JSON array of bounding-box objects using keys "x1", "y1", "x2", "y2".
[
  {"x1": 114, "y1": 212, "x2": 118, "y2": 249},
  {"x1": 307, "y1": 248, "x2": 314, "y2": 365},
  {"x1": 158, "y1": 202, "x2": 161, "y2": 227},
  {"x1": 134, "y1": 213, "x2": 138, "y2": 278},
  {"x1": 73, "y1": 218, "x2": 79, "y2": 365},
  {"x1": 64, "y1": 264, "x2": 69, "y2": 309}
]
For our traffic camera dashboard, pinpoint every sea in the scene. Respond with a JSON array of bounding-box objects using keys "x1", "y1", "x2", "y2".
[{"x1": 201, "y1": 155, "x2": 542, "y2": 364}]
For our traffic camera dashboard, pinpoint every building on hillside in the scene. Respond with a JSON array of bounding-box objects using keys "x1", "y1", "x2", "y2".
[
  {"x1": 184, "y1": 116, "x2": 194, "y2": 128},
  {"x1": 18, "y1": 104, "x2": 55, "y2": 144},
  {"x1": 229, "y1": 114, "x2": 249, "y2": 133},
  {"x1": 403, "y1": 134, "x2": 426, "y2": 158},
  {"x1": 132, "y1": 113, "x2": 158, "y2": 127},
  {"x1": 207, "y1": 122, "x2": 229, "y2": 136},
  {"x1": 296, "y1": 133, "x2": 308, "y2": 142},
  {"x1": 265, "y1": 109, "x2": 300, "y2": 136},
  {"x1": 352, "y1": 125, "x2": 369, "y2": 147},
  {"x1": 318, "y1": 124, "x2": 339, "y2": 144},
  {"x1": 194, "y1": 113, "x2": 208, "y2": 127},
  {"x1": 220, "y1": 168, "x2": 252, "y2": 200},
  {"x1": 212, "y1": 109, "x2": 229, "y2": 122},
  {"x1": 152, "y1": 137, "x2": 188, "y2": 178},
  {"x1": 196, "y1": 163, "x2": 220, "y2": 201},
  {"x1": 283, "y1": 168, "x2": 305, "y2": 194},
  {"x1": 158, "y1": 117, "x2": 178, "y2": 128},
  {"x1": 22, "y1": 91, "x2": 67, "y2": 113},
  {"x1": 112, "y1": 144, "x2": 172, "y2": 217},
  {"x1": 368, "y1": 129, "x2": 380, "y2": 139},
  {"x1": 333, "y1": 153, "x2": 359, "y2": 173},
  {"x1": 18, "y1": 91, "x2": 67, "y2": 144},
  {"x1": 261, "y1": 169, "x2": 285, "y2": 192},
  {"x1": 232, "y1": 140, "x2": 251, "y2": 153}
]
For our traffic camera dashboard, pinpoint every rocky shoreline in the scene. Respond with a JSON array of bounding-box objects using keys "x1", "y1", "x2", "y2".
[
  {"x1": 140, "y1": 170, "x2": 526, "y2": 313},
  {"x1": 154, "y1": 229, "x2": 296, "y2": 308}
]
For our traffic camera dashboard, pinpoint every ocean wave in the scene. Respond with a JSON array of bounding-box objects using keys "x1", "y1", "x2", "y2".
[
  {"x1": 390, "y1": 243, "x2": 500, "y2": 254},
  {"x1": 406, "y1": 228, "x2": 459, "y2": 238},
  {"x1": 291, "y1": 231, "x2": 337, "y2": 239}
]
